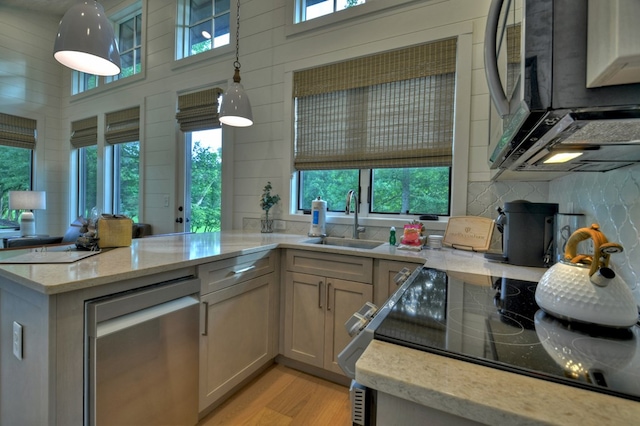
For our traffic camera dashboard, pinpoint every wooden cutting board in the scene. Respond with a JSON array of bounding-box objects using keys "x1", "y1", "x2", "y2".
[{"x1": 443, "y1": 216, "x2": 494, "y2": 252}]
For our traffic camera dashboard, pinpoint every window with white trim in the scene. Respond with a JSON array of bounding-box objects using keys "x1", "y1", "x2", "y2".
[
  {"x1": 295, "y1": 0, "x2": 366, "y2": 22},
  {"x1": 176, "y1": 0, "x2": 231, "y2": 60},
  {"x1": 70, "y1": 117, "x2": 98, "y2": 218}
]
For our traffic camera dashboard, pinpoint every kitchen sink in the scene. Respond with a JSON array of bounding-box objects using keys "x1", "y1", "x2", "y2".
[{"x1": 304, "y1": 237, "x2": 384, "y2": 250}]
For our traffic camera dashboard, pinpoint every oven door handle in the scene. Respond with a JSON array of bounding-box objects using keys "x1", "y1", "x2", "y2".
[{"x1": 484, "y1": 0, "x2": 510, "y2": 117}]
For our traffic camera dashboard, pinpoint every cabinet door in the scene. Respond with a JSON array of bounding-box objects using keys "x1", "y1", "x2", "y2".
[
  {"x1": 283, "y1": 271, "x2": 325, "y2": 368},
  {"x1": 324, "y1": 278, "x2": 373, "y2": 374},
  {"x1": 199, "y1": 273, "x2": 275, "y2": 411},
  {"x1": 374, "y1": 260, "x2": 423, "y2": 305}
]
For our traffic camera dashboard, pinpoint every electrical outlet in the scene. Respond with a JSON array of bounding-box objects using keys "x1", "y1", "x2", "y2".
[
  {"x1": 13, "y1": 321, "x2": 22, "y2": 360},
  {"x1": 274, "y1": 220, "x2": 286, "y2": 230},
  {"x1": 163, "y1": 195, "x2": 170, "y2": 207}
]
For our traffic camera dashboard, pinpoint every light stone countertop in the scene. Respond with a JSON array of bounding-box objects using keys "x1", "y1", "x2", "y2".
[
  {"x1": 357, "y1": 340, "x2": 640, "y2": 425},
  {"x1": 0, "y1": 231, "x2": 543, "y2": 295}
]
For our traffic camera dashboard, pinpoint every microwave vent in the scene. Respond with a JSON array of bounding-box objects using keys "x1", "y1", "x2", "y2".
[{"x1": 562, "y1": 119, "x2": 640, "y2": 145}]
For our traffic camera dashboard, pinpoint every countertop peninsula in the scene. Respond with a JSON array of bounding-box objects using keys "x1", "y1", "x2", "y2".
[{"x1": 2, "y1": 231, "x2": 633, "y2": 425}]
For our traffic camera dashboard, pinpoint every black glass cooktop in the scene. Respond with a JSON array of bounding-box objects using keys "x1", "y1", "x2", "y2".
[{"x1": 374, "y1": 267, "x2": 640, "y2": 402}]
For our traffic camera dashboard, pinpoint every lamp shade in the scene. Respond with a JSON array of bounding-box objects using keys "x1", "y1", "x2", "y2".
[
  {"x1": 53, "y1": 1, "x2": 121, "y2": 76},
  {"x1": 219, "y1": 81, "x2": 253, "y2": 127},
  {"x1": 8, "y1": 191, "x2": 47, "y2": 211}
]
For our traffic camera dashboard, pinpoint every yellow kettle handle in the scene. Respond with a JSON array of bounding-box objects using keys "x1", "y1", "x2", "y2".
[{"x1": 564, "y1": 224, "x2": 623, "y2": 277}]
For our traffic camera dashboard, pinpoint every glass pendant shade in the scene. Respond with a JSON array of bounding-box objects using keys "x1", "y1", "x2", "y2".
[
  {"x1": 53, "y1": 1, "x2": 121, "y2": 76},
  {"x1": 219, "y1": 78, "x2": 253, "y2": 127}
]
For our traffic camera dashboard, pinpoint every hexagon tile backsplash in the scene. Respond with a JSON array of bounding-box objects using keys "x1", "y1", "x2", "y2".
[{"x1": 550, "y1": 164, "x2": 640, "y2": 305}]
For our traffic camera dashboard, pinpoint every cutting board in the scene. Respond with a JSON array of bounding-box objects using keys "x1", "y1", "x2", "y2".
[{"x1": 443, "y1": 216, "x2": 494, "y2": 252}]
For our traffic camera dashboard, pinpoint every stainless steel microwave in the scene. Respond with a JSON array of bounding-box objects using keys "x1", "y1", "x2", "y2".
[{"x1": 485, "y1": 0, "x2": 640, "y2": 175}]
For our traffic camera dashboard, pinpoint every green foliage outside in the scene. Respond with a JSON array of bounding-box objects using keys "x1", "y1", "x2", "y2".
[
  {"x1": 189, "y1": 140, "x2": 222, "y2": 233},
  {"x1": 80, "y1": 146, "x2": 98, "y2": 219},
  {"x1": 0, "y1": 146, "x2": 31, "y2": 225},
  {"x1": 116, "y1": 142, "x2": 140, "y2": 221},
  {"x1": 300, "y1": 167, "x2": 450, "y2": 216}
]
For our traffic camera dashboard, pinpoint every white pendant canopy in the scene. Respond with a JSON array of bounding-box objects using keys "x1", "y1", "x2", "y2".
[{"x1": 53, "y1": 1, "x2": 121, "y2": 76}]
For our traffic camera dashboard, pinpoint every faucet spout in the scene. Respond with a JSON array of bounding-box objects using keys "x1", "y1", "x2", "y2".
[{"x1": 346, "y1": 190, "x2": 365, "y2": 239}]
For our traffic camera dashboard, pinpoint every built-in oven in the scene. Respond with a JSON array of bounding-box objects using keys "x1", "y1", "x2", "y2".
[{"x1": 339, "y1": 266, "x2": 640, "y2": 425}]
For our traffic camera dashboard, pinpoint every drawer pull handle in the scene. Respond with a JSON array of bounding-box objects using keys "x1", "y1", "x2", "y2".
[
  {"x1": 232, "y1": 265, "x2": 255, "y2": 274},
  {"x1": 318, "y1": 281, "x2": 323, "y2": 308}
]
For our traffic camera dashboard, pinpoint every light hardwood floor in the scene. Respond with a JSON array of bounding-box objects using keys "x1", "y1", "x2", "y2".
[{"x1": 198, "y1": 364, "x2": 351, "y2": 426}]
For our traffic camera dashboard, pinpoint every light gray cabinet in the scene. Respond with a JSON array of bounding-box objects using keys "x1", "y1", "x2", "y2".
[
  {"x1": 373, "y1": 259, "x2": 423, "y2": 305},
  {"x1": 283, "y1": 250, "x2": 373, "y2": 375},
  {"x1": 198, "y1": 250, "x2": 279, "y2": 413}
]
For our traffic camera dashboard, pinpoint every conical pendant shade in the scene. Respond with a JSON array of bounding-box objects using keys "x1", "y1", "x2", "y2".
[
  {"x1": 219, "y1": 80, "x2": 253, "y2": 127},
  {"x1": 53, "y1": 1, "x2": 121, "y2": 76}
]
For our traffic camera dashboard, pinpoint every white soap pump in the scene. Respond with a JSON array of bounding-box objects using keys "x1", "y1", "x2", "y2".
[{"x1": 308, "y1": 196, "x2": 327, "y2": 237}]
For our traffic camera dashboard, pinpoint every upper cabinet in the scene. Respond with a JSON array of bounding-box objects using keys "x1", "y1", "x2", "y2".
[{"x1": 587, "y1": 0, "x2": 640, "y2": 88}]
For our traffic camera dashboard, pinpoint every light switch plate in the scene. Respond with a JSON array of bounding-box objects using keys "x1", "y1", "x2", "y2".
[{"x1": 13, "y1": 321, "x2": 22, "y2": 360}]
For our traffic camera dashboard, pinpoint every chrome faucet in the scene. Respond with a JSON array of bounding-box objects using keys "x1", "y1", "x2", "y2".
[{"x1": 346, "y1": 190, "x2": 365, "y2": 239}]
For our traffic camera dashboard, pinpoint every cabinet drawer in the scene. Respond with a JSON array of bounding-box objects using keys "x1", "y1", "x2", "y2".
[
  {"x1": 286, "y1": 249, "x2": 373, "y2": 284},
  {"x1": 198, "y1": 250, "x2": 275, "y2": 294}
]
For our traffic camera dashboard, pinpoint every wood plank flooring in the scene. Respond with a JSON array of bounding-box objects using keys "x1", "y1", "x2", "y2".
[{"x1": 198, "y1": 364, "x2": 351, "y2": 426}]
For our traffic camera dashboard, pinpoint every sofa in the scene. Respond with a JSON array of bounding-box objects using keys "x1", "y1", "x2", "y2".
[{"x1": 2, "y1": 219, "x2": 152, "y2": 249}]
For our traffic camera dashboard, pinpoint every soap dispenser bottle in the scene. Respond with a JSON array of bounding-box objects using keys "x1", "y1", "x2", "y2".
[{"x1": 389, "y1": 226, "x2": 396, "y2": 246}]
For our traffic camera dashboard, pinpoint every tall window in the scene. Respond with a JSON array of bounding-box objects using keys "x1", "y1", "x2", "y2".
[
  {"x1": 71, "y1": 117, "x2": 98, "y2": 218},
  {"x1": 0, "y1": 113, "x2": 35, "y2": 227},
  {"x1": 176, "y1": 0, "x2": 231, "y2": 60},
  {"x1": 72, "y1": 5, "x2": 143, "y2": 95},
  {"x1": 294, "y1": 38, "x2": 457, "y2": 216},
  {"x1": 106, "y1": 107, "x2": 140, "y2": 220},
  {"x1": 296, "y1": 0, "x2": 365, "y2": 22},
  {"x1": 176, "y1": 88, "x2": 224, "y2": 233},
  {"x1": 106, "y1": 12, "x2": 143, "y2": 83}
]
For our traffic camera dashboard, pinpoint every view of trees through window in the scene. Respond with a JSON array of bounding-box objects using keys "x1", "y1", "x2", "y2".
[
  {"x1": 186, "y1": 0, "x2": 230, "y2": 57},
  {"x1": 299, "y1": 167, "x2": 451, "y2": 216},
  {"x1": 0, "y1": 146, "x2": 31, "y2": 227},
  {"x1": 188, "y1": 129, "x2": 222, "y2": 233},
  {"x1": 113, "y1": 142, "x2": 140, "y2": 221},
  {"x1": 78, "y1": 146, "x2": 98, "y2": 219}
]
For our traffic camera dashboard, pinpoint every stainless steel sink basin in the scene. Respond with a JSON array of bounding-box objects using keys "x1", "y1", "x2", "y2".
[{"x1": 304, "y1": 237, "x2": 384, "y2": 250}]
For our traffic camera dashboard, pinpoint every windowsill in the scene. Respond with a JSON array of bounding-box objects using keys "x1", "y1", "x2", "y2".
[
  {"x1": 70, "y1": 71, "x2": 146, "y2": 101},
  {"x1": 172, "y1": 44, "x2": 235, "y2": 71},
  {"x1": 286, "y1": 212, "x2": 449, "y2": 232}
]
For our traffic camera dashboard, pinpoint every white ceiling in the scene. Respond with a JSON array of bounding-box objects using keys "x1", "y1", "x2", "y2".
[{"x1": 2, "y1": 0, "x2": 79, "y2": 16}]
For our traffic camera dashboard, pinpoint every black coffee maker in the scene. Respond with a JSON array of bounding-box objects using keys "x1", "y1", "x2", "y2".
[{"x1": 486, "y1": 200, "x2": 559, "y2": 267}]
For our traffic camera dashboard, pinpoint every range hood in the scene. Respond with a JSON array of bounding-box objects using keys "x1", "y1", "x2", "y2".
[{"x1": 503, "y1": 108, "x2": 640, "y2": 173}]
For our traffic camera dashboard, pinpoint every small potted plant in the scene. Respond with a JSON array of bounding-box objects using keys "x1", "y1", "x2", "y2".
[{"x1": 259, "y1": 181, "x2": 280, "y2": 233}]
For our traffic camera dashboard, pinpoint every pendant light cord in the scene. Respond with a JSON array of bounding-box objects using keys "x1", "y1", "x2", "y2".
[{"x1": 233, "y1": 0, "x2": 242, "y2": 82}]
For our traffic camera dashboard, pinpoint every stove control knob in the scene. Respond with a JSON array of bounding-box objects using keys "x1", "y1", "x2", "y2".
[{"x1": 346, "y1": 313, "x2": 368, "y2": 337}]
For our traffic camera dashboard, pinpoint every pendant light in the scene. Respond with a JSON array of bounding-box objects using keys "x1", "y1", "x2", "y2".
[
  {"x1": 53, "y1": 1, "x2": 121, "y2": 76},
  {"x1": 219, "y1": 0, "x2": 253, "y2": 127}
]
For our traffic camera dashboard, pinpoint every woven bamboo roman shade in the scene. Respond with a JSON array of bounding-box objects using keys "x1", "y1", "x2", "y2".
[
  {"x1": 293, "y1": 37, "x2": 457, "y2": 170},
  {"x1": 70, "y1": 116, "x2": 98, "y2": 148},
  {"x1": 176, "y1": 88, "x2": 224, "y2": 132},
  {"x1": 0, "y1": 113, "x2": 37, "y2": 149},
  {"x1": 105, "y1": 106, "x2": 140, "y2": 144}
]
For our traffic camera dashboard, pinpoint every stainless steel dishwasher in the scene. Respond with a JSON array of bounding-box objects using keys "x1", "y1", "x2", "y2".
[{"x1": 85, "y1": 277, "x2": 200, "y2": 426}]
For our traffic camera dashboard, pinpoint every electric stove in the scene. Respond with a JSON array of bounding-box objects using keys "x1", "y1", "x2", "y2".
[{"x1": 340, "y1": 266, "x2": 640, "y2": 402}]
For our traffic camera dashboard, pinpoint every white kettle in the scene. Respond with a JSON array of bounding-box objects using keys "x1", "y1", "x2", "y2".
[{"x1": 535, "y1": 224, "x2": 638, "y2": 328}]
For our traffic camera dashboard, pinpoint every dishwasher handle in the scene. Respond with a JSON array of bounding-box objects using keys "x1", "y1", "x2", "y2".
[{"x1": 96, "y1": 296, "x2": 199, "y2": 338}]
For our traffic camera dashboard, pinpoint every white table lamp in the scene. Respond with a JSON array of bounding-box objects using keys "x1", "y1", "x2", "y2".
[{"x1": 9, "y1": 191, "x2": 46, "y2": 237}]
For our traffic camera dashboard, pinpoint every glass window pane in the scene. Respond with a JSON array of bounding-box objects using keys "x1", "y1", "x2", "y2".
[
  {"x1": 213, "y1": 13, "x2": 229, "y2": 38},
  {"x1": 298, "y1": 170, "x2": 359, "y2": 212},
  {"x1": 370, "y1": 167, "x2": 450, "y2": 215},
  {"x1": 188, "y1": 129, "x2": 222, "y2": 233},
  {"x1": 79, "y1": 146, "x2": 98, "y2": 218},
  {"x1": 190, "y1": 0, "x2": 213, "y2": 25},
  {"x1": 119, "y1": 17, "x2": 135, "y2": 51},
  {"x1": 190, "y1": 21, "x2": 212, "y2": 54},
  {"x1": 214, "y1": 0, "x2": 230, "y2": 14},
  {"x1": 114, "y1": 142, "x2": 140, "y2": 221},
  {"x1": 0, "y1": 146, "x2": 31, "y2": 226}
]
